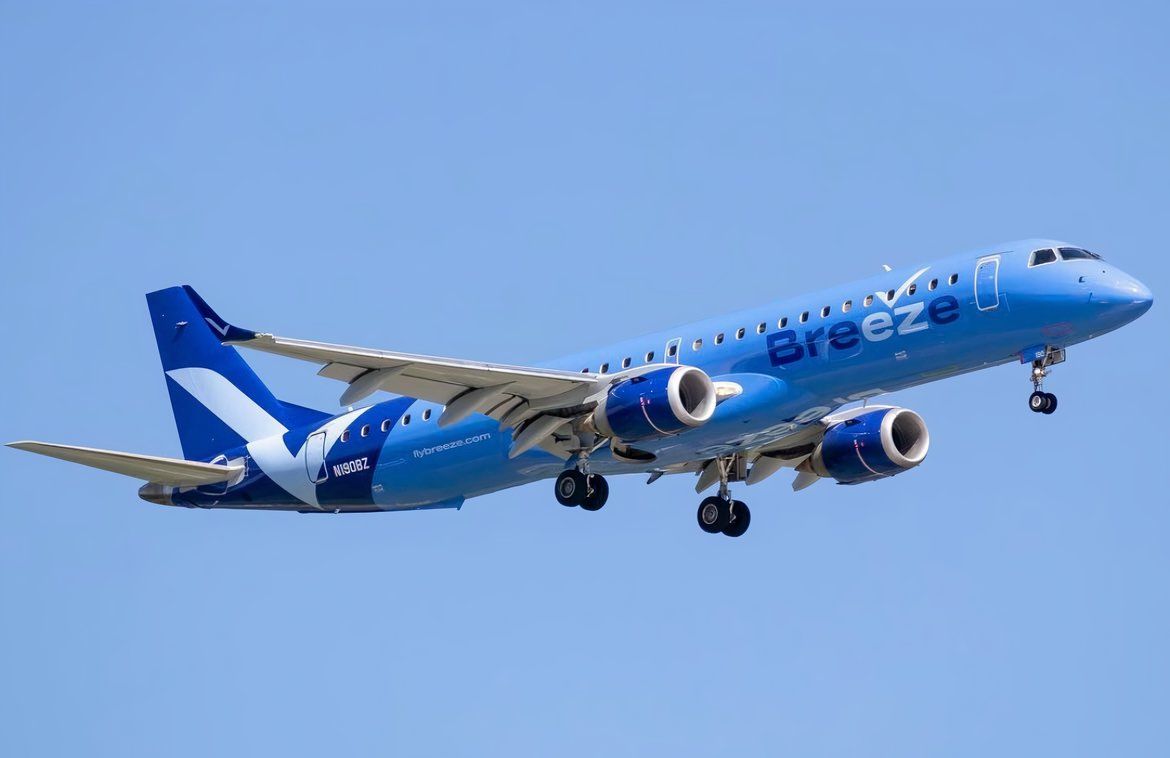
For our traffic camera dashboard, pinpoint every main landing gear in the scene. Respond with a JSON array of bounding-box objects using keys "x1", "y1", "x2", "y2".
[
  {"x1": 554, "y1": 469, "x2": 609, "y2": 510},
  {"x1": 554, "y1": 442, "x2": 609, "y2": 511},
  {"x1": 1028, "y1": 346, "x2": 1065, "y2": 415},
  {"x1": 695, "y1": 457, "x2": 751, "y2": 538}
]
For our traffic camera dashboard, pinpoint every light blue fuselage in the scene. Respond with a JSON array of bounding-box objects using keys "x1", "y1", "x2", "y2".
[{"x1": 167, "y1": 239, "x2": 1152, "y2": 512}]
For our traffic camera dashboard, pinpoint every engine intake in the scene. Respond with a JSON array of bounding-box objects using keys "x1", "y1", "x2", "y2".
[
  {"x1": 809, "y1": 407, "x2": 930, "y2": 484},
  {"x1": 593, "y1": 366, "x2": 716, "y2": 442}
]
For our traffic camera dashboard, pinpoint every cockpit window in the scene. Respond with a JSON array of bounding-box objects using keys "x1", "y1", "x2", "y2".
[
  {"x1": 1058, "y1": 247, "x2": 1101, "y2": 261},
  {"x1": 1029, "y1": 248, "x2": 1057, "y2": 267}
]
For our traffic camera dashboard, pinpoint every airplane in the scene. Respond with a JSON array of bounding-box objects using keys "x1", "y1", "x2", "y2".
[{"x1": 7, "y1": 240, "x2": 1153, "y2": 537}]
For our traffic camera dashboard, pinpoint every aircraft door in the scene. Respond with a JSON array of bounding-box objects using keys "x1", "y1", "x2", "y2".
[
  {"x1": 305, "y1": 432, "x2": 328, "y2": 484},
  {"x1": 664, "y1": 337, "x2": 682, "y2": 364},
  {"x1": 975, "y1": 256, "x2": 1001, "y2": 311},
  {"x1": 664, "y1": 336, "x2": 683, "y2": 364}
]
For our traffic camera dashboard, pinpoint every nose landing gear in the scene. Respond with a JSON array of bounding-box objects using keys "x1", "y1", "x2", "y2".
[{"x1": 1027, "y1": 346, "x2": 1065, "y2": 415}]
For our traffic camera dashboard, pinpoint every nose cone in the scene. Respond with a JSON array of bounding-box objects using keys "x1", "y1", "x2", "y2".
[
  {"x1": 1090, "y1": 271, "x2": 1153, "y2": 325},
  {"x1": 1133, "y1": 279, "x2": 1154, "y2": 314}
]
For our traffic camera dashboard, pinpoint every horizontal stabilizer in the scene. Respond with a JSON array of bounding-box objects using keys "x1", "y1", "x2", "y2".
[{"x1": 6, "y1": 441, "x2": 244, "y2": 486}]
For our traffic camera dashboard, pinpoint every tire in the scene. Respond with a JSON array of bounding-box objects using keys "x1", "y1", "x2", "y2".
[
  {"x1": 1042, "y1": 392, "x2": 1058, "y2": 415},
  {"x1": 555, "y1": 469, "x2": 587, "y2": 506},
  {"x1": 697, "y1": 496, "x2": 730, "y2": 534},
  {"x1": 580, "y1": 474, "x2": 609, "y2": 511},
  {"x1": 1029, "y1": 391, "x2": 1047, "y2": 413},
  {"x1": 722, "y1": 500, "x2": 751, "y2": 538}
]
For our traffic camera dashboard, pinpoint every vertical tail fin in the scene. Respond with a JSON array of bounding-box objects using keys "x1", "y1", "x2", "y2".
[{"x1": 147, "y1": 286, "x2": 328, "y2": 461}]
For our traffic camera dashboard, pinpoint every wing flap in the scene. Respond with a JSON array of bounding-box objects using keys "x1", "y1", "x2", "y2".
[{"x1": 7, "y1": 441, "x2": 244, "y2": 487}]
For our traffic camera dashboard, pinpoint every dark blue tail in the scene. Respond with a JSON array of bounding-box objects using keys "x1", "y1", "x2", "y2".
[{"x1": 146, "y1": 286, "x2": 328, "y2": 461}]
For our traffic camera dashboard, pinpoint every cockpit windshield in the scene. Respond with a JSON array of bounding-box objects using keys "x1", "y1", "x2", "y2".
[
  {"x1": 1029, "y1": 248, "x2": 1058, "y2": 267},
  {"x1": 1058, "y1": 247, "x2": 1102, "y2": 261},
  {"x1": 1029, "y1": 246, "x2": 1104, "y2": 267}
]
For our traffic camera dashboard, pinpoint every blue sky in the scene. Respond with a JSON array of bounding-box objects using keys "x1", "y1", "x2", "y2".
[{"x1": 2, "y1": 2, "x2": 1168, "y2": 755}]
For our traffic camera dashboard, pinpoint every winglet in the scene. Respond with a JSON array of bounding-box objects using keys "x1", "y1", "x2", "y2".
[{"x1": 182, "y1": 285, "x2": 257, "y2": 343}]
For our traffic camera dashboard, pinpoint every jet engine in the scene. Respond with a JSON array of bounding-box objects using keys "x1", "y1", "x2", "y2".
[
  {"x1": 807, "y1": 407, "x2": 930, "y2": 484},
  {"x1": 593, "y1": 365, "x2": 716, "y2": 443}
]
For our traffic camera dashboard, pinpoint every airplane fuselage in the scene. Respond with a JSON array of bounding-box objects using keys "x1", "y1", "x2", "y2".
[{"x1": 148, "y1": 239, "x2": 1152, "y2": 512}]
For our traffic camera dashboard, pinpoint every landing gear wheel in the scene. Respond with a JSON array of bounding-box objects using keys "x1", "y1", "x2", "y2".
[
  {"x1": 580, "y1": 474, "x2": 609, "y2": 511},
  {"x1": 555, "y1": 469, "x2": 587, "y2": 506},
  {"x1": 722, "y1": 500, "x2": 751, "y2": 538},
  {"x1": 1027, "y1": 347, "x2": 1065, "y2": 416},
  {"x1": 697, "y1": 496, "x2": 730, "y2": 534}
]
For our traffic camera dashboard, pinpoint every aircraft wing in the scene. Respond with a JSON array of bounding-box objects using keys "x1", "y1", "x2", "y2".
[
  {"x1": 233, "y1": 334, "x2": 607, "y2": 457},
  {"x1": 184, "y1": 286, "x2": 606, "y2": 452},
  {"x1": 240, "y1": 331, "x2": 597, "y2": 412},
  {"x1": 653, "y1": 405, "x2": 901, "y2": 493},
  {"x1": 7, "y1": 441, "x2": 245, "y2": 486}
]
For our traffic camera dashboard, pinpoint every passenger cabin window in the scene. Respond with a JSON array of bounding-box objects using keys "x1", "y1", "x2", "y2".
[
  {"x1": 361, "y1": 424, "x2": 370, "y2": 437},
  {"x1": 928, "y1": 278, "x2": 938, "y2": 290},
  {"x1": 842, "y1": 300, "x2": 852, "y2": 313},
  {"x1": 949, "y1": 274, "x2": 958, "y2": 285},
  {"x1": 908, "y1": 283, "x2": 917, "y2": 295},
  {"x1": 381, "y1": 419, "x2": 391, "y2": 433},
  {"x1": 736, "y1": 328, "x2": 746, "y2": 339},
  {"x1": 340, "y1": 430, "x2": 350, "y2": 442},
  {"x1": 864, "y1": 294, "x2": 874, "y2": 307},
  {"x1": 756, "y1": 322, "x2": 766, "y2": 334},
  {"x1": 1059, "y1": 247, "x2": 1101, "y2": 261},
  {"x1": 820, "y1": 305, "x2": 830, "y2": 318},
  {"x1": 645, "y1": 351, "x2": 655, "y2": 362},
  {"x1": 423, "y1": 408, "x2": 432, "y2": 421},
  {"x1": 692, "y1": 338, "x2": 702, "y2": 351},
  {"x1": 1030, "y1": 248, "x2": 1058, "y2": 266},
  {"x1": 621, "y1": 357, "x2": 631, "y2": 368},
  {"x1": 778, "y1": 317, "x2": 788, "y2": 328},
  {"x1": 799, "y1": 311, "x2": 809, "y2": 323},
  {"x1": 402, "y1": 414, "x2": 411, "y2": 426},
  {"x1": 714, "y1": 333, "x2": 725, "y2": 345},
  {"x1": 667, "y1": 344, "x2": 677, "y2": 358},
  {"x1": 600, "y1": 363, "x2": 609, "y2": 374},
  {"x1": 886, "y1": 289, "x2": 895, "y2": 301}
]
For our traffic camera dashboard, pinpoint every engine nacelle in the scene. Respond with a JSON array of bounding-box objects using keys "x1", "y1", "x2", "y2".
[
  {"x1": 593, "y1": 366, "x2": 716, "y2": 443},
  {"x1": 808, "y1": 407, "x2": 930, "y2": 484}
]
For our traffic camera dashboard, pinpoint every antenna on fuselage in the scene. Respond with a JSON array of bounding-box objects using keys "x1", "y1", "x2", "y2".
[{"x1": 881, "y1": 264, "x2": 892, "y2": 272}]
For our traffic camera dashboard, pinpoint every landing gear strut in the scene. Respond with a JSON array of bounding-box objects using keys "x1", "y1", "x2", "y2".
[
  {"x1": 695, "y1": 457, "x2": 751, "y2": 537},
  {"x1": 1028, "y1": 346, "x2": 1065, "y2": 415},
  {"x1": 554, "y1": 436, "x2": 609, "y2": 510}
]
